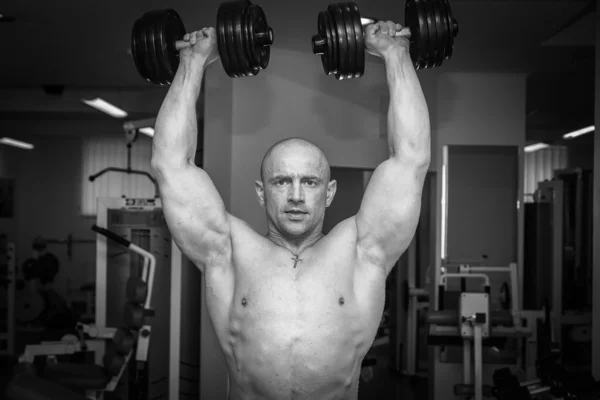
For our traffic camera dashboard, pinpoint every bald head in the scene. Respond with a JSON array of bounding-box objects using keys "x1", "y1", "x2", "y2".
[{"x1": 260, "y1": 138, "x2": 330, "y2": 183}]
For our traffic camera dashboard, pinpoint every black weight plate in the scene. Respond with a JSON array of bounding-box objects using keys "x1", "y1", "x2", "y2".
[
  {"x1": 164, "y1": 10, "x2": 186, "y2": 81},
  {"x1": 253, "y1": 4, "x2": 271, "y2": 70},
  {"x1": 349, "y1": 2, "x2": 365, "y2": 78},
  {"x1": 421, "y1": 0, "x2": 438, "y2": 69},
  {"x1": 444, "y1": 0, "x2": 456, "y2": 59},
  {"x1": 153, "y1": 12, "x2": 172, "y2": 84},
  {"x1": 217, "y1": 3, "x2": 234, "y2": 77},
  {"x1": 138, "y1": 13, "x2": 160, "y2": 84},
  {"x1": 245, "y1": 4, "x2": 260, "y2": 71},
  {"x1": 404, "y1": 0, "x2": 422, "y2": 69},
  {"x1": 340, "y1": 3, "x2": 358, "y2": 80},
  {"x1": 433, "y1": 0, "x2": 448, "y2": 66},
  {"x1": 143, "y1": 13, "x2": 165, "y2": 85},
  {"x1": 413, "y1": 0, "x2": 431, "y2": 70},
  {"x1": 315, "y1": 11, "x2": 331, "y2": 75},
  {"x1": 131, "y1": 16, "x2": 152, "y2": 83},
  {"x1": 325, "y1": 11, "x2": 337, "y2": 75},
  {"x1": 328, "y1": 4, "x2": 348, "y2": 80},
  {"x1": 233, "y1": 2, "x2": 251, "y2": 76},
  {"x1": 435, "y1": 0, "x2": 449, "y2": 64},
  {"x1": 241, "y1": 4, "x2": 259, "y2": 75},
  {"x1": 224, "y1": 4, "x2": 242, "y2": 77}
]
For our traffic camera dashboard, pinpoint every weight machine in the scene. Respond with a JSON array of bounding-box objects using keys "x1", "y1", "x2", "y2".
[
  {"x1": 525, "y1": 169, "x2": 593, "y2": 372},
  {"x1": 6, "y1": 223, "x2": 157, "y2": 400},
  {"x1": 6, "y1": 197, "x2": 201, "y2": 400},
  {"x1": 427, "y1": 260, "x2": 548, "y2": 400},
  {"x1": 0, "y1": 236, "x2": 16, "y2": 355}
]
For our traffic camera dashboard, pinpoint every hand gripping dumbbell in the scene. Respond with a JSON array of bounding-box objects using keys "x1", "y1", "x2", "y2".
[
  {"x1": 131, "y1": 0, "x2": 274, "y2": 85},
  {"x1": 311, "y1": 0, "x2": 459, "y2": 80}
]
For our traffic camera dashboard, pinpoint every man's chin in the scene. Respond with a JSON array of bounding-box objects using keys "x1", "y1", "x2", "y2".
[{"x1": 279, "y1": 222, "x2": 309, "y2": 237}]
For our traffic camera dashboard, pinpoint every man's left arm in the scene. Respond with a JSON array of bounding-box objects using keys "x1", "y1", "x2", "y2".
[{"x1": 356, "y1": 35, "x2": 431, "y2": 274}]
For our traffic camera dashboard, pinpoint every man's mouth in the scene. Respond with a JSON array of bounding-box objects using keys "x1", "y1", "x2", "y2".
[{"x1": 285, "y1": 210, "x2": 307, "y2": 215}]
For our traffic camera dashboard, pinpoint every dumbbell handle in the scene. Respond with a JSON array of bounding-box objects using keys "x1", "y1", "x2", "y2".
[{"x1": 360, "y1": 17, "x2": 412, "y2": 38}]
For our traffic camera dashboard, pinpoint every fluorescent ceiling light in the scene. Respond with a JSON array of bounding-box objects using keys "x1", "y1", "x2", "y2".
[
  {"x1": 81, "y1": 98, "x2": 128, "y2": 118},
  {"x1": 524, "y1": 143, "x2": 549, "y2": 153},
  {"x1": 563, "y1": 125, "x2": 594, "y2": 139},
  {"x1": 0, "y1": 137, "x2": 34, "y2": 150},
  {"x1": 139, "y1": 127, "x2": 154, "y2": 137}
]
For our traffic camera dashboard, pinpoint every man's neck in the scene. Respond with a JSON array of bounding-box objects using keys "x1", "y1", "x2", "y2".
[{"x1": 265, "y1": 230, "x2": 325, "y2": 255}]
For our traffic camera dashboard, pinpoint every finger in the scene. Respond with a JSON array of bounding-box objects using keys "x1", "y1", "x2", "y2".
[
  {"x1": 365, "y1": 23, "x2": 379, "y2": 36},
  {"x1": 397, "y1": 27, "x2": 411, "y2": 38},
  {"x1": 395, "y1": 23, "x2": 403, "y2": 31},
  {"x1": 183, "y1": 33, "x2": 190, "y2": 41},
  {"x1": 376, "y1": 20, "x2": 388, "y2": 34},
  {"x1": 203, "y1": 27, "x2": 216, "y2": 39},
  {"x1": 387, "y1": 21, "x2": 396, "y2": 37}
]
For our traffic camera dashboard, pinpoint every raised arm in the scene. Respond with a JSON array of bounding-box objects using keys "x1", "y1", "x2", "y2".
[
  {"x1": 355, "y1": 21, "x2": 431, "y2": 273},
  {"x1": 151, "y1": 28, "x2": 229, "y2": 271}
]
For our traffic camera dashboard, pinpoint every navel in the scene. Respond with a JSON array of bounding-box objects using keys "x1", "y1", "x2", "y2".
[
  {"x1": 241, "y1": 297, "x2": 248, "y2": 307},
  {"x1": 338, "y1": 297, "x2": 345, "y2": 306}
]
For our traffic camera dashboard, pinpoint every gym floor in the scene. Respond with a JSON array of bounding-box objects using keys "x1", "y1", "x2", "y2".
[{"x1": 0, "y1": 354, "x2": 428, "y2": 400}]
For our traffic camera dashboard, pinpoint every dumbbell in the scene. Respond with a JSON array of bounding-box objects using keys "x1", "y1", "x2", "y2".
[
  {"x1": 311, "y1": 0, "x2": 459, "y2": 80},
  {"x1": 131, "y1": 0, "x2": 274, "y2": 85}
]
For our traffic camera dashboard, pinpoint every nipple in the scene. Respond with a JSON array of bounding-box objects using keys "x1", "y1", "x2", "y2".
[
  {"x1": 241, "y1": 297, "x2": 248, "y2": 307},
  {"x1": 338, "y1": 297, "x2": 345, "y2": 306}
]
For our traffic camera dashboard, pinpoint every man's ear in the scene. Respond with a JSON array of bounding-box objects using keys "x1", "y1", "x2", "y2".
[
  {"x1": 255, "y1": 180, "x2": 265, "y2": 207},
  {"x1": 325, "y1": 179, "x2": 337, "y2": 207}
]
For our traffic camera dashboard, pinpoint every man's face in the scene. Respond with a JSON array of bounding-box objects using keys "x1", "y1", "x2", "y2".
[{"x1": 256, "y1": 142, "x2": 336, "y2": 238}]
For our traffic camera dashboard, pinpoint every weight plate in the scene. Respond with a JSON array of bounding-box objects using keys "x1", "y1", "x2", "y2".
[
  {"x1": 437, "y1": 0, "x2": 450, "y2": 64},
  {"x1": 164, "y1": 10, "x2": 186, "y2": 82},
  {"x1": 131, "y1": 17, "x2": 152, "y2": 83},
  {"x1": 144, "y1": 13, "x2": 164, "y2": 85},
  {"x1": 414, "y1": 0, "x2": 431, "y2": 70},
  {"x1": 328, "y1": 4, "x2": 348, "y2": 80},
  {"x1": 217, "y1": 3, "x2": 234, "y2": 77},
  {"x1": 251, "y1": 4, "x2": 271, "y2": 71},
  {"x1": 233, "y1": 2, "x2": 251, "y2": 76},
  {"x1": 405, "y1": 0, "x2": 422, "y2": 69},
  {"x1": 241, "y1": 4, "x2": 258, "y2": 75},
  {"x1": 422, "y1": 0, "x2": 438, "y2": 69},
  {"x1": 325, "y1": 11, "x2": 337, "y2": 76},
  {"x1": 341, "y1": 3, "x2": 358, "y2": 80},
  {"x1": 315, "y1": 11, "x2": 331, "y2": 75},
  {"x1": 326, "y1": 8, "x2": 340, "y2": 77},
  {"x1": 224, "y1": 4, "x2": 241, "y2": 77},
  {"x1": 434, "y1": 0, "x2": 448, "y2": 66},
  {"x1": 444, "y1": 0, "x2": 456, "y2": 59},
  {"x1": 350, "y1": 2, "x2": 365, "y2": 79},
  {"x1": 153, "y1": 13, "x2": 171, "y2": 84},
  {"x1": 246, "y1": 4, "x2": 260, "y2": 72},
  {"x1": 138, "y1": 14, "x2": 159, "y2": 84}
]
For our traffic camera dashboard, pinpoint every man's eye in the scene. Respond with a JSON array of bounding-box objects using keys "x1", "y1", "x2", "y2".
[
  {"x1": 276, "y1": 180, "x2": 288, "y2": 186},
  {"x1": 305, "y1": 180, "x2": 316, "y2": 186}
]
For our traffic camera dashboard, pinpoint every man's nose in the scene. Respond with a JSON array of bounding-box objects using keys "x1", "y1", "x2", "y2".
[{"x1": 288, "y1": 182, "x2": 304, "y2": 202}]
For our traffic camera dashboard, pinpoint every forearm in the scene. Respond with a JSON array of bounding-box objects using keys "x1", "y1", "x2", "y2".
[
  {"x1": 152, "y1": 57, "x2": 206, "y2": 169},
  {"x1": 384, "y1": 48, "x2": 430, "y2": 166}
]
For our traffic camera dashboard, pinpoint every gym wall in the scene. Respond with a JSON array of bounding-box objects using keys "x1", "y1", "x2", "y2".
[{"x1": 0, "y1": 122, "x2": 126, "y2": 297}]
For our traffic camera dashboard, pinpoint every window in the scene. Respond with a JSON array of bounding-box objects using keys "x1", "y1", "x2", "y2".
[
  {"x1": 524, "y1": 146, "x2": 568, "y2": 202},
  {"x1": 80, "y1": 136, "x2": 155, "y2": 216}
]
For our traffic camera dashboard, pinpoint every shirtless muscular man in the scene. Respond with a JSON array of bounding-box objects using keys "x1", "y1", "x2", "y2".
[{"x1": 151, "y1": 19, "x2": 430, "y2": 400}]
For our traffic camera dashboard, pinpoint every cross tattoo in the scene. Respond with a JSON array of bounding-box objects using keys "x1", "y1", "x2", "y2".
[{"x1": 291, "y1": 253, "x2": 303, "y2": 268}]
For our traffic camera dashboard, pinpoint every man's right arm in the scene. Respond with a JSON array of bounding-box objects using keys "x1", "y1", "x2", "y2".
[{"x1": 151, "y1": 29, "x2": 230, "y2": 272}]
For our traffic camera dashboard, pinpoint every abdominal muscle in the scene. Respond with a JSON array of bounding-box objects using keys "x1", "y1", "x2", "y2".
[{"x1": 215, "y1": 259, "x2": 383, "y2": 400}]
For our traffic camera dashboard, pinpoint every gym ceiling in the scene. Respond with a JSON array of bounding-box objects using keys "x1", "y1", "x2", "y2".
[{"x1": 0, "y1": 0, "x2": 595, "y2": 146}]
